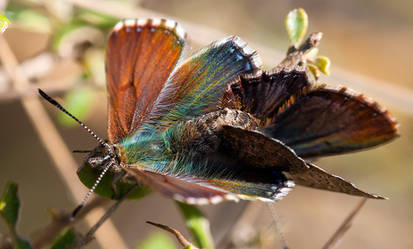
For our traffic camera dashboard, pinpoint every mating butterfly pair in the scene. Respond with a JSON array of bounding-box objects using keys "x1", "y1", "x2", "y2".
[{"x1": 45, "y1": 18, "x2": 398, "y2": 206}]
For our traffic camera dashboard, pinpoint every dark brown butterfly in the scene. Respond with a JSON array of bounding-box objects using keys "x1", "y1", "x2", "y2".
[{"x1": 40, "y1": 18, "x2": 398, "y2": 207}]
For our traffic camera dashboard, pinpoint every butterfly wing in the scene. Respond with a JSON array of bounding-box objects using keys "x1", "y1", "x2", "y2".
[
  {"x1": 123, "y1": 167, "x2": 239, "y2": 205},
  {"x1": 106, "y1": 19, "x2": 186, "y2": 143},
  {"x1": 220, "y1": 126, "x2": 384, "y2": 199},
  {"x1": 225, "y1": 67, "x2": 397, "y2": 158},
  {"x1": 124, "y1": 167, "x2": 294, "y2": 204},
  {"x1": 223, "y1": 66, "x2": 312, "y2": 125},
  {"x1": 290, "y1": 162, "x2": 385, "y2": 199},
  {"x1": 144, "y1": 36, "x2": 262, "y2": 129},
  {"x1": 265, "y1": 86, "x2": 398, "y2": 158}
]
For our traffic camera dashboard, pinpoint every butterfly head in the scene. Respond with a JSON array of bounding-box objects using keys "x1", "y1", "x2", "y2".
[{"x1": 85, "y1": 143, "x2": 123, "y2": 174}]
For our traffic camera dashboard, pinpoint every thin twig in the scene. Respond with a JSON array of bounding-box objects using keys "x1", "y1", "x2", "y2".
[
  {"x1": 266, "y1": 203, "x2": 289, "y2": 249},
  {"x1": 76, "y1": 184, "x2": 138, "y2": 249},
  {"x1": 0, "y1": 35, "x2": 128, "y2": 249},
  {"x1": 146, "y1": 221, "x2": 199, "y2": 249},
  {"x1": 322, "y1": 198, "x2": 368, "y2": 249}
]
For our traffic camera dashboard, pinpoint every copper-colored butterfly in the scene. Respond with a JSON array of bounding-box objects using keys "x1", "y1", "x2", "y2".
[{"x1": 39, "y1": 18, "x2": 397, "y2": 210}]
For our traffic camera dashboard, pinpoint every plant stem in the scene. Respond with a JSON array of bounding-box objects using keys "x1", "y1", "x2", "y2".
[{"x1": 176, "y1": 202, "x2": 214, "y2": 249}]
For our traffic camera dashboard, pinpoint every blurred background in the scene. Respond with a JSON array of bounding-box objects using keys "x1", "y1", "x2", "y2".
[{"x1": 0, "y1": 0, "x2": 412, "y2": 248}]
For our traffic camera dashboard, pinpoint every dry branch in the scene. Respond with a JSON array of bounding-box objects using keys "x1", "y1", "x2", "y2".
[{"x1": 147, "y1": 221, "x2": 199, "y2": 249}]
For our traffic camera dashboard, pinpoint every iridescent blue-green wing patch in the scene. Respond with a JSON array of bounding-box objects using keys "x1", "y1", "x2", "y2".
[
  {"x1": 145, "y1": 36, "x2": 262, "y2": 129},
  {"x1": 265, "y1": 86, "x2": 398, "y2": 158}
]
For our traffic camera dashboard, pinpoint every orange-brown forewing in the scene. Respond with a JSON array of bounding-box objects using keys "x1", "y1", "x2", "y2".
[{"x1": 106, "y1": 19, "x2": 186, "y2": 143}]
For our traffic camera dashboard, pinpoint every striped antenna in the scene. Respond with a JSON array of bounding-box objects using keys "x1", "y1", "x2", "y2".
[
  {"x1": 38, "y1": 89, "x2": 108, "y2": 148},
  {"x1": 71, "y1": 162, "x2": 112, "y2": 218},
  {"x1": 38, "y1": 89, "x2": 113, "y2": 218}
]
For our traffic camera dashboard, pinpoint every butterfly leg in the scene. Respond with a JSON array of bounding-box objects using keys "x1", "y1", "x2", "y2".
[{"x1": 109, "y1": 162, "x2": 127, "y2": 199}]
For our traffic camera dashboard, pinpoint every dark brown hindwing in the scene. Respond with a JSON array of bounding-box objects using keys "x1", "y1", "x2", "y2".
[{"x1": 222, "y1": 67, "x2": 314, "y2": 127}]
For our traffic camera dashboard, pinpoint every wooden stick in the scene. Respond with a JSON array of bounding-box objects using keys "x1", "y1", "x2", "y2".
[{"x1": 146, "y1": 221, "x2": 199, "y2": 249}]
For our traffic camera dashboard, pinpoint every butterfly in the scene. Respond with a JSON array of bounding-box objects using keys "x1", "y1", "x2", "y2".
[{"x1": 40, "y1": 18, "x2": 398, "y2": 208}]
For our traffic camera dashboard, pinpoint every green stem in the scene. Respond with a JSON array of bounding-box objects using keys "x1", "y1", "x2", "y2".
[{"x1": 176, "y1": 202, "x2": 214, "y2": 249}]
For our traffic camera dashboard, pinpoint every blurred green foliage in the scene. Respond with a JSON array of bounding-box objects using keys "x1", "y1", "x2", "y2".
[
  {"x1": 57, "y1": 87, "x2": 94, "y2": 127},
  {"x1": 137, "y1": 232, "x2": 178, "y2": 249},
  {"x1": 50, "y1": 229, "x2": 78, "y2": 249}
]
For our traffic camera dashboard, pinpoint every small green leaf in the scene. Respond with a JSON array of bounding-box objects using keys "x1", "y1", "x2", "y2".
[
  {"x1": 77, "y1": 160, "x2": 151, "y2": 200},
  {"x1": 315, "y1": 56, "x2": 331, "y2": 75},
  {"x1": 51, "y1": 229, "x2": 78, "y2": 249},
  {"x1": 57, "y1": 87, "x2": 94, "y2": 127},
  {"x1": 0, "y1": 183, "x2": 19, "y2": 227},
  {"x1": 0, "y1": 183, "x2": 33, "y2": 249},
  {"x1": 0, "y1": 14, "x2": 10, "y2": 33},
  {"x1": 285, "y1": 8, "x2": 308, "y2": 47},
  {"x1": 307, "y1": 64, "x2": 320, "y2": 79},
  {"x1": 137, "y1": 232, "x2": 178, "y2": 249},
  {"x1": 176, "y1": 202, "x2": 214, "y2": 249}
]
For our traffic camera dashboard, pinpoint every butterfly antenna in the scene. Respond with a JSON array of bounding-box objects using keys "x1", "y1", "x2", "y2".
[
  {"x1": 38, "y1": 89, "x2": 113, "y2": 218},
  {"x1": 71, "y1": 162, "x2": 112, "y2": 218},
  {"x1": 38, "y1": 89, "x2": 108, "y2": 148}
]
